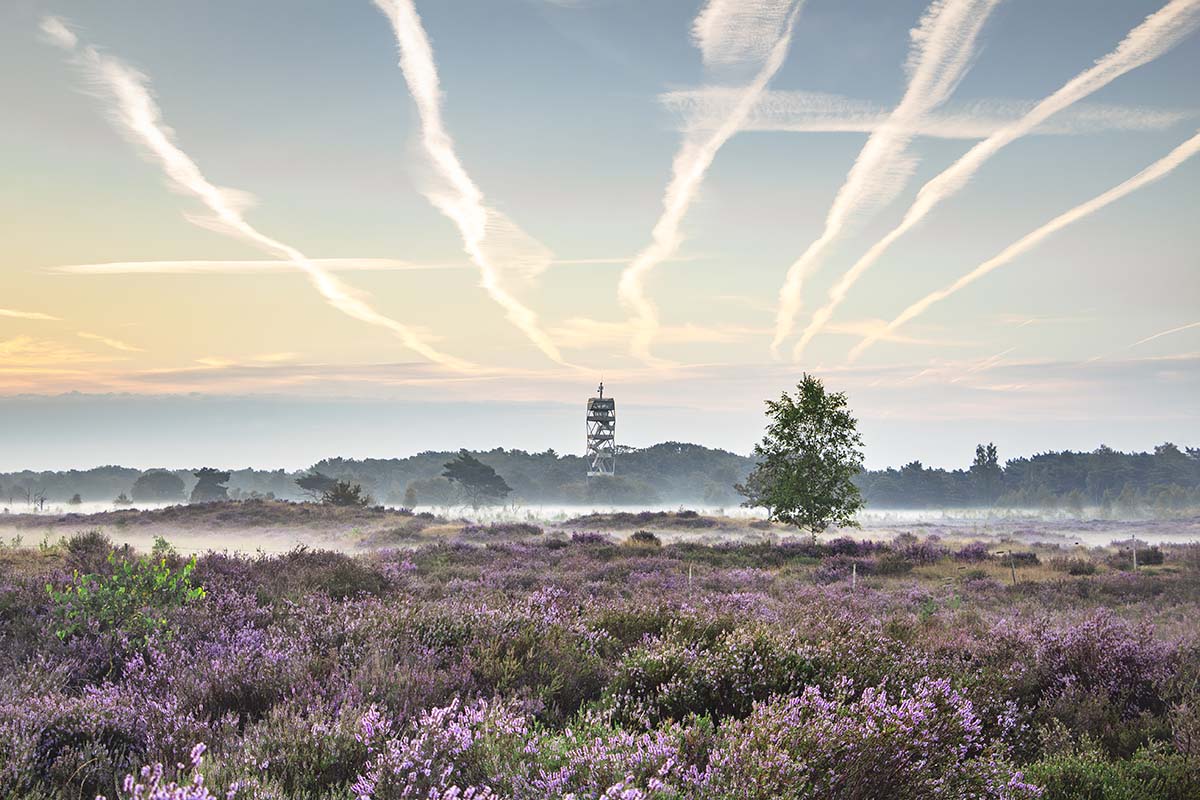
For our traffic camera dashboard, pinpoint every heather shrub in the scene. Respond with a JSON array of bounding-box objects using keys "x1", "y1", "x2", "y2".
[
  {"x1": 466, "y1": 597, "x2": 607, "y2": 721},
  {"x1": 625, "y1": 530, "x2": 662, "y2": 548},
  {"x1": 1049, "y1": 557, "x2": 1098, "y2": 576},
  {"x1": 64, "y1": 529, "x2": 116, "y2": 572},
  {"x1": 236, "y1": 696, "x2": 373, "y2": 796},
  {"x1": 605, "y1": 624, "x2": 822, "y2": 726},
  {"x1": 876, "y1": 553, "x2": 914, "y2": 575},
  {"x1": 352, "y1": 697, "x2": 528, "y2": 799},
  {"x1": 992, "y1": 611, "x2": 1174, "y2": 756},
  {"x1": 955, "y1": 542, "x2": 993, "y2": 562},
  {"x1": 0, "y1": 689, "x2": 149, "y2": 800},
  {"x1": 701, "y1": 678, "x2": 1040, "y2": 799},
  {"x1": 98, "y1": 743, "x2": 216, "y2": 800}
]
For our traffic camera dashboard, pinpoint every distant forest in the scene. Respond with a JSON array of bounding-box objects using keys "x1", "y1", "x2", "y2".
[{"x1": 1, "y1": 441, "x2": 1197, "y2": 513}]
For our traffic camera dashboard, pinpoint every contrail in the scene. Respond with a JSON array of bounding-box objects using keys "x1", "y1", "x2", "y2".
[
  {"x1": 664, "y1": 88, "x2": 1195, "y2": 139},
  {"x1": 1129, "y1": 320, "x2": 1200, "y2": 348},
  {"x1": 1087, "y1": 319, "x2": 1200, "y2": 362},
  {"x1": 619, "y1": 0, "x2": 805, "y2": 363},
  {"x1": 78, "y1": 331, "x2": 145, "y2": 353},
  {"x1": 792, "y1": 0, "x2": 1200, "y2": 360},
  {"x1": 372, "y1": 0, "x2": 569, "y2": 366},
  {"x1": 848, "y1": 130, "x2": 1200, "y2": 361},
  {"x1": 0, "y1": 309, "x2": 60, "y2": 321},
  {"x1": 771, "y1": 0, "x2": 1000, "y2": 357},
  {"x1": 40, "y1": 17, "x2": 473, "y2": 372}
]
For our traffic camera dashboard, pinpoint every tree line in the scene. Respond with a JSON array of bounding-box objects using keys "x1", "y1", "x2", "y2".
[{"x1": 1, "y1": 441, "x2": 1196, "y2": 513}]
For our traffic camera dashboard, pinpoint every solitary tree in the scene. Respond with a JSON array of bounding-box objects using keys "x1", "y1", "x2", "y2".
[
  {"x1": 442, "y1": 450, "x2": 512, "y2": 509},
  {"x1": 322, "y1": 480, "x2": 372, "y2": 508},
  {"x1": 736, "y1": 374, "x2": 865, "y2": 542},
  {"x1": 969, "y1": 442, "x2": 1003, "y2": 505},
  {"x1": 295, "y1": 470, "x2": 337, "y2": 501},
  {"x1": 189, "y1": 469, "x2": 231, "y2": 503}
]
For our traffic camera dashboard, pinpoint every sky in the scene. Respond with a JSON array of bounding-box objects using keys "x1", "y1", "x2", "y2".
[{"x1": 1, "y1": 0, "x2": 1198, "y2": 472}]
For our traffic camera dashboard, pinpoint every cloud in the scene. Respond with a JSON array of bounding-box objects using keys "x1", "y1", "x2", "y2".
[
  {"x1": 692, "y1": 0, "x2": 800, "y2": 72},
  {"x1": 372, "y1": 0, "x2": 568, "y2": 366},
  {"x1": 848, "y1": 129, "x2": 1200, "y2": 361},
  {"x1": 662, "y1": 89, "x2": 1196, "y2": 138},
  {"x1": 550, "y1": 318, "x2": 765, "y2": 348},
  {"x1": 38, "y1": 15, "x2": 77, "y2": 49},
  {"x1": 48, "y1": 258, "x2": 464, "y2": 275},
  {"x1": 46, "y1": 255, "x2": 671, "y2": 276},
  {"x1": 771, "y1": 0, "x2": 1000, "y2": 356},
  {"x1": 792, "y1": 0, "x2": 1200, "y2": 360},
  {"x1": 0, "y1": 308, "x2": 60, "y2": 321},
  {"x1": 41, "y1": 16, "x2": 473, "y2": 373},
  {"x1": 0, "y1": 336, "x2": 122, "y2": 367},
  {"x1": 78, "y1": 331, "x2": 145, "y2": 353},
  {"x1": 618, "y1": 0, "x2": 804, "y2": 364}
]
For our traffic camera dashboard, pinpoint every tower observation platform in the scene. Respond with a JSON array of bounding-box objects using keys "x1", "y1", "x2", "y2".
[{"x1": 586, "y1": 382, "x2": 616, "y2": 477}]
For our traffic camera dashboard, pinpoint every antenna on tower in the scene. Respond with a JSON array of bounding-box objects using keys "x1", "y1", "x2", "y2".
[{"x1": 586, "y1": 381, "x2": 616, "y2": 477}]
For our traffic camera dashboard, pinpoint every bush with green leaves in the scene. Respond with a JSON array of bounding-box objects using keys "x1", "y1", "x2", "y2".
[{"x1": 47, "y1": 550, "x2": 205, "y2": 644}]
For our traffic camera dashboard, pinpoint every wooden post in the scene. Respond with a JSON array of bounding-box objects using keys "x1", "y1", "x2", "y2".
[
  {"x1": 851, "y1": 561, "x2": 857, "y2": 591},
  {"x1": 1009, "y1": 551, "x2": 1017, "y2": 586}
]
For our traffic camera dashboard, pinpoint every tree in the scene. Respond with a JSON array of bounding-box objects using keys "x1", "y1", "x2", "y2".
[
  {"x1": 131, "y1": 470, "x2": 186, "y2": 503},
  {"x1": 736, "y1": 374, "x2": 865, "y2": 542},
  {"x1": 441, "y1": 450, "x2": 512, "y2": 509},
  {"x1": 403, "y1": 484, "x2": 419, "y2": 508},
  {"x1": 68, "y1": 493, "x2": 82, "y2": 505},
  {"x1": 189, "y1": 469, "x2": 230, "y2": 503},
  {"x1": 295, "y1": 470, "x2": 337, "y2": 501},
  {"x1": 322, "y1": 480, "x2": 372, "y2": 507},
  {"x1": 969, "y1": 443, "x2": 1003, "y2": 504}
]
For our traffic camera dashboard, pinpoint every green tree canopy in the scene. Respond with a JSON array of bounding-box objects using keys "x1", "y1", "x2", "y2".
[
  {"x1": 322, "y1": 479, "x2": 372, "y2": 507},
  {"x1": 737, "y1": 374, "x2": 865, "y2": 541},
  {"x1": 189, "y1": 468, "x2": 231, "y2": 503},
  {"x1": 442, "y1": 450, "x2": 512, "y2": 509},
  {"x1": 131, "y1": 470, "x2": 186, "y2": 503},
  {"x1": 295, "y1": 470, "x2": 337, "y2": 500}
]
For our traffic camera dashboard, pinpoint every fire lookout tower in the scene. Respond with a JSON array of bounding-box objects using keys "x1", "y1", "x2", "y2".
[{"x1": 586, "y1": 382, "x2": 616, "y2": 477}]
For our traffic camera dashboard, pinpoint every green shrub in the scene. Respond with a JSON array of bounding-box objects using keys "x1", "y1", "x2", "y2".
[
  {"x1": 1025, "y1": 743, "x2": 1199, "y2": 800},
  {"x1": 47, "y1": 551, "x2": 205, "y2": 644}
]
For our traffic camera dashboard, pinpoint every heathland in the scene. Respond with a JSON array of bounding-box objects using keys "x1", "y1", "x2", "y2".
[{"x1": 1, "y1": 514, "x2": 1198, "y2": 799}]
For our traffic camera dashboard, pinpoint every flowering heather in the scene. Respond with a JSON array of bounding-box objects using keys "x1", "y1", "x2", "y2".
[{"x1": 1, "y1": 531, "x2": 1198, "y2": 798}]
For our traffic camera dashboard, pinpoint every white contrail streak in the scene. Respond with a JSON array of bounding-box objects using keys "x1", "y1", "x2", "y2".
[
  {"x1": 78, "y1": 331, "x2": 145, "y2": 353},
  {"x1": 1088, "y1": 319, "x2": 1200, "y2": 362},
  {"x1": 849, "y1": 130, "x2": 1200, "y2": 361},
  {"x1": 40, "y1": 17, "x2": 473, "y2": 372},
  {"x1": 793, "y1": 0, "x2": 1200, "y2": 360},
  {"x1": 0, "y1": 309, "x2": 60, "y2": 321},
  {"x1": 1128, "y1": 320, "x2": 1200, "y2": 348},
  {"x1": 664, "y1": 88, "x2": 1195, "y2": 139},
  {"x1": 619, "y1": 0, "x2": 804, "y2": 364},
  {"x1": 771, "y1": 0, "x2": 999, "y2": 357},
  {"x1": 372, "y1": 0, "x2": 568, "y2": 366}
]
